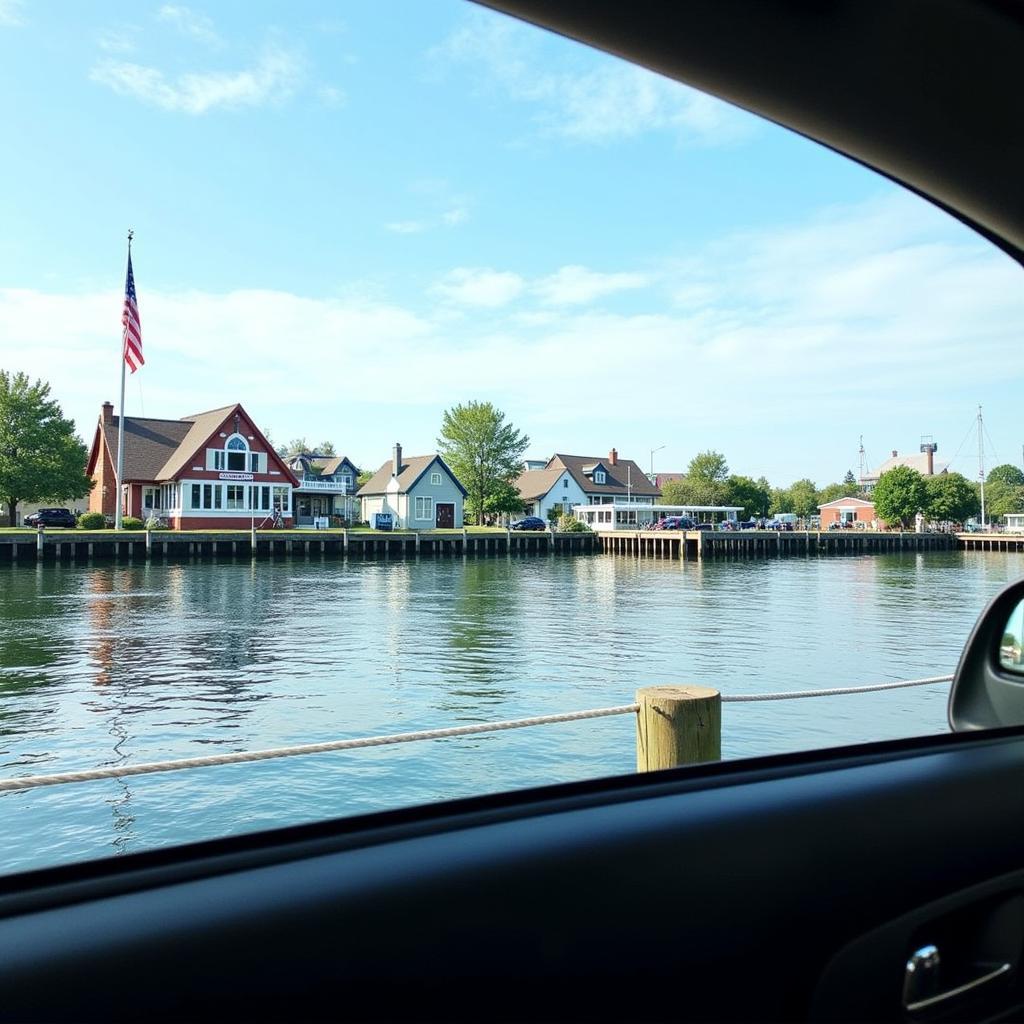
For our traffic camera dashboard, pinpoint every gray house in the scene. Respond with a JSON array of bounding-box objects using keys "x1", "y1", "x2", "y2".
[
  {"x1": 285, "y1": 452, "x2": 360, "y2": 526},
  {"x1": 357, "y1": 443, "x2": 467, "y2": 529}
]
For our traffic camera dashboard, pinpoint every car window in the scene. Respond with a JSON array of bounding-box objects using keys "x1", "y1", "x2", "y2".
[{"x1": 0, "y1": 0, "x2": 1022, "y2": 875}]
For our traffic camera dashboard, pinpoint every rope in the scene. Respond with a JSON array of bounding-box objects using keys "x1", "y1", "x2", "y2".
[
  {"x1": 0, "y1": 676, "x2": 955, "y2": 794},
  {"x1": 0, "y1": 704, "x2": 639, "y2": 794},
  {"x1": 721, "y1": 674, "x2": 953, "y2": 702}
]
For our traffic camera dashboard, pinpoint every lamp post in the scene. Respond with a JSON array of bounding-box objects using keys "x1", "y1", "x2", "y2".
[{"x1": 650, "y1": 445, "x2": 666, "y2": 481}]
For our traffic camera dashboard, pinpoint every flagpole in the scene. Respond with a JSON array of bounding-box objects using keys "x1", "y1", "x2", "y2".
[{"x1": 114, "y1": 230, "x2": 132, "y2": 531}]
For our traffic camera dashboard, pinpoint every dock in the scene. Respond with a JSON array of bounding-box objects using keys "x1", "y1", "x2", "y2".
[
  {"x1": 599, "y1": 529, "x2": 958, "y2": 559},
  {"x1": 956, "y1": 533, "x2": 1024, "y2": 553},
  {"x1": 0, "y1": 528, "x2": 597, "y2": 565}
]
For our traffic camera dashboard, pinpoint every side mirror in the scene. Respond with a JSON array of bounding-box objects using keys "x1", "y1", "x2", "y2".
[{"x1": 949, "y1": 577, "x2": 1024, "y2": 731}]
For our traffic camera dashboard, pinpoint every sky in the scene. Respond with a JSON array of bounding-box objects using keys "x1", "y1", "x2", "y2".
[{"x1": 0, "y1": 0, "x2": 1021, "y2": 485}]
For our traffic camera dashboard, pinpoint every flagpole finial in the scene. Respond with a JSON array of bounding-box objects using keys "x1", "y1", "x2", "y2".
[{"x1": 127, "y1": 229, "x2": 134, "y2": 250}]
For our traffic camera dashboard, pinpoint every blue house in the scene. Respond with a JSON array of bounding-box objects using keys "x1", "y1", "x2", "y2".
[{"x1": 357, "y1": 443, "x2": 467, "y2": 529}]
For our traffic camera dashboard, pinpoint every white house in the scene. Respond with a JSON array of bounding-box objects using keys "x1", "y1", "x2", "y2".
[
  {"x1": 516, "y1": 449, "x2": 660, "y2": 521},
  {"x1": 357, "y1": 443, "x2": 467, "y2": 529}
]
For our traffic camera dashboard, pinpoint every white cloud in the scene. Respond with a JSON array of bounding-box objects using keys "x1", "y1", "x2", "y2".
[
  {"x1": 0, "y1": 0, "x2": 24, "y2": 27},
  {"x1": 535, "y1": 265, "x2": 648, "y2": 306},
  {"x1": 386, "y1": 221, "x2": 427, "y2": 235},
  {"x1": 1, "y1": 191, "x2": 1020, "y2": 480},
  {"x1": 90, "y1": 48, "x2": 303, "y2": 114},
  {"x1": 97, "y1": 28, "x2": 138, "y2": 54},
  {"x1": 434, "y1": 268, "x2": 524, "y2": 308},
  {"x1": 434, "y1": 10, "x2": 755, "y2": 146},
  {"x1": 442, "y1": 207, "x2": 468, "y2": 226},
  {"x1": 157, "y1": 5, "x2": 220, "y2": 47}
]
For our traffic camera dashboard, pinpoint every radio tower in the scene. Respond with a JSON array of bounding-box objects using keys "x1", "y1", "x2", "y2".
[{"x1": 858, "y1": 435, "x2": 866, "y2": 483}]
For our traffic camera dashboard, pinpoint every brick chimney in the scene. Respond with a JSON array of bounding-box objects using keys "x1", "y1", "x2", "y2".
[
  {"x1": 891, "y1": 449, "x2": 898, "y2": 458},
  {"x1": 392, "y1": 442, "x2": 402, "y2": 477},
  {"x1": 609, "y1": 448, "x2": 618, "y2": 466},
  {"x1": 102, "y1": 401, "x2": 113, "y2": 425}
]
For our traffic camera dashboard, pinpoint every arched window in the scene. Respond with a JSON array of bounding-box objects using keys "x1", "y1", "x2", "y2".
[{"x1": 225, "y1": 434, "x2": 249, "y2": 470}]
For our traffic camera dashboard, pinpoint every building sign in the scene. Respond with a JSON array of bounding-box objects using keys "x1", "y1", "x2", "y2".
[{"x1": 218, "y1": 472, "x2": 254, "y2": 481}]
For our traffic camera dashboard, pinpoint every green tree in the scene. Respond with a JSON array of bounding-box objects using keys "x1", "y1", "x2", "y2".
[
  {"x1": 317, "y1": 441, "x2": 337, "y2": 457},
  {"x1": 924, "y1": 472, "x2": 979, "y2": 524},
  {"x1": 437, "y1": 401, "x2": 529, "y2": 525},
  {"x1": 672, "y1": 450, "x2": 730, "y2": 506},
  {"x1": 0, "y1": 371, "x2": 92, "y2": 526},
  {"x1": 843, "y1": 469, "x2": 858, "y2": 486},
  {"x1": 277, "y1": 438, "x2": 310, "y2": 458},
  {"x1": 658, "y1": 478, "x2": 691, "y2": 506},
  {"x1": 725, "y1": 474, "x2": 771, "y2": 519},
  {"x1": 984, "y1": 479, "x2": 1024, "y2": 520},
  {"x1": 356, "y1": 469, "x2": 373, "y2": 489},
  {"x1": 987, "y1": 464, "x2": 1024, "y2": 488},
  {"x1": 483, "y1": 479, "x2": 527, "y2": 519},
  {"x1": 873, "y1": 466, "x2": 927, "y2": 528},
  {"x1": 785, "y1": 478, "x2": 819, "y2": 518}
]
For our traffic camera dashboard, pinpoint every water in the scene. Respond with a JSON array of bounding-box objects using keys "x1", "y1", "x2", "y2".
[{"x1": 0, "y1": 551, "x2": 1021, "y2": 874}]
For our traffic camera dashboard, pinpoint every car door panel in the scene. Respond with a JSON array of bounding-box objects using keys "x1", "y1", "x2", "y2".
[{"x1": 1, "y1": 729, "x2": 1023, "y2": 1021}]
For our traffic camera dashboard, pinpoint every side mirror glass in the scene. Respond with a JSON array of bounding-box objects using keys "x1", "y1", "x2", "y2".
[
  {"x1": 949, "y1": 579, "x2": 1024, "y2": 731},
  {"x1": 999, "y1": 600, "x2": 1024, "y2": 674}
]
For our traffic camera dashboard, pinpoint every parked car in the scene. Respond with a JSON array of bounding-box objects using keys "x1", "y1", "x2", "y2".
[
  {"x1": 739, "y1": 519, "x2": 759, "y2": 530},
  {"x1": 694, "y1": 522, "x2": 714, "y2": 531},
  {"x1": 658, "y1": 516, "x2": 696, "y2": 531},
  {"x1": 23, "y1": 508, "x2": 77, "y2": 529},
  {"x1": 510, "y1": 516, "x2": 546, "y2": 531}
]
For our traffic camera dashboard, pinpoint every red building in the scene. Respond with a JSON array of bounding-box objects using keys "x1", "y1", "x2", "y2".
[
  {"x1": 86, "y1": 401, "x2": 299, "y2": 529},
  {"x1": 818, "y1": 496, "x2": 877, "y2": 529}
]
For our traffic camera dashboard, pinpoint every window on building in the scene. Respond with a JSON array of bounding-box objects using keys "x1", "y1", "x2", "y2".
[
  {"x1": 273, "y1": 486, "x2": 290, "y2": 513},
  {"x1": 226, "y1": 435, "x2": 248, "y2": 471},
  {"x1": 563, "y1": 478, "x2": 568, "y2": 488},
  {"x1": 226, "y1": 485, "x2": 245, "y2": 510},
  {"x1": 594, "y1": 470, "x2": 606, "y2": 484},
  {"x1": 415, "y1": 496, "x2": 434, "y2": 520},
  {"x1": 261, "y1": 486, "x2": 271, "y2": 511},
  {"x1": 250, "y1": 453, "x2": 259, "y2": 473},
  {"x1": 142, "y1": 487, "x2": 157, "y2": 510},
  {"x1": 430, "y1": 472, "x2": 442, "y2": 485},
  {"x1": 191, "y1": 484, "x2": 201, "y2": 509}
]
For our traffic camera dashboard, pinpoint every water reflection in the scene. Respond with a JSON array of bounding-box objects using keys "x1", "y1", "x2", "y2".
[{"x1": 0, "y1": 550, "x2": 1022, "y2": 873}]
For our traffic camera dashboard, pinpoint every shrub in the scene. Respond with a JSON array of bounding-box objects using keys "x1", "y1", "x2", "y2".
[
  {"x1": 121, "y1": 516, "x2": 144, "y2": 530},
  {"x1": 144, "y1": 515, "x2": 170, "y2": 531},
  {"x1": 557, "y1": 515, "x2": 590, "y2": 533},
  {"x1": 77, "y1": 511, "x2": 106, "y2": 530}
]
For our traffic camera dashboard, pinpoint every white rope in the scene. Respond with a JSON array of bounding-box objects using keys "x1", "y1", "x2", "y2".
[
  {"x1": 721, "y1": 674, "x2": 953, "y2": 702},
  {"x1": 0, "y1": 675, "x2": 956, "y2": 794},
  {"x1": 0, "y1": 705, "x2": 640, "y2": 794}
]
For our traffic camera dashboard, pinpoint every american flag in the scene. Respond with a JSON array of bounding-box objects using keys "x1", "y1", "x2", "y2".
[{"x1": 122, "y1": 251, "x2": 144, "y2": 373}]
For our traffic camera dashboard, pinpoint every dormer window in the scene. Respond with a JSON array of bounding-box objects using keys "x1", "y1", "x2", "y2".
[
  {"x1": 225, "y1": 434, "x2": 248, "y2": 471},
  {"x1": 210, "y1": 433, "x2": 265, "y2": 473},
  {"x1": 594, "y1": 470, "x2": 606, "y2": 484}
]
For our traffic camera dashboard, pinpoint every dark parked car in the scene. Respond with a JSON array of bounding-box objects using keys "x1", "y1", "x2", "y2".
[
  {"x1": 23, "y1": 508, "x2": 77, "y2": 529},
  {"x1": 510, "y1": 516, "x2": 546, "y2": 531},
  {"x1": 694, "y1": 522, "x2": 714, "y2": 531},
  {"x1": 739, "y1": 519, "x2": 759, "y2": 529}
]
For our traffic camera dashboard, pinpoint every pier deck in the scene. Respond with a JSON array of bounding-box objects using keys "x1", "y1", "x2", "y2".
[
  {"x1": 600, "y1": 529, "x2": 958, "y2": 559},
  {"x1": 0, "y1": 528, "x2": 597, "y2": 564}
]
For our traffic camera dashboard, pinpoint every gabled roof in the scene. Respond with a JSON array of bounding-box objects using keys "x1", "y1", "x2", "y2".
[
  {"x1": 154, "y1": 404, "x2": 239, "y2": 480},
  {"x1": 549, "y1": 453, "x2": 660, "y2": 497},
  {"x1": 90, "y1": 416, "x2": 193, "y2": 481},
  {"x1": 357, "y1": 454, "x2": 467, "y2": 497},
  {"x1": 316, "y1": 456, "x2": 358, "y2": 477},
  {"x1": 818, "y1": 496, "x2": 875, "y2": 509},
  {"x1": 516, "y1": 468, "x2": 567, "y2": 501},
  {"x1": 88, "y1": 403, "x2": 299, "y2": 486}
]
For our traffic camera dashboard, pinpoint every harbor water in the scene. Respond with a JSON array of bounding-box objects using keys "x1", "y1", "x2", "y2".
[{"x1": 0, "y1": 550, "x2": 1021, "y2": 873}]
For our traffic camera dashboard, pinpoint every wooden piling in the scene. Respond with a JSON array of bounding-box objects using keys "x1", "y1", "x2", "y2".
[{"x1": 635, "y1": 685, "x2": 721, "y2": 771}]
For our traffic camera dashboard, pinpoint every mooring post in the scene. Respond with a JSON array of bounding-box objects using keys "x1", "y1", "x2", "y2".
[
  {"x1": 36, "y1": 526, "x2": 44, "y2": 558},
  {"x1": 145, "y1": 529, "x2": 152, "y2": 558},
  {"x1": 635, "y1": 685, "x2": 721, "y2": 771}
]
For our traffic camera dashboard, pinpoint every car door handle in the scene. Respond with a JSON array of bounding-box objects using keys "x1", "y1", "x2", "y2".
[{"x1": 904, "y1": 945, "x2": 1012, "y2": 1014}]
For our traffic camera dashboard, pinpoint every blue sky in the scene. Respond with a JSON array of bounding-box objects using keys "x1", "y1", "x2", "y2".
[{"x1": 0, "y1": 0, "x2": 1021, "y2": 484}]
